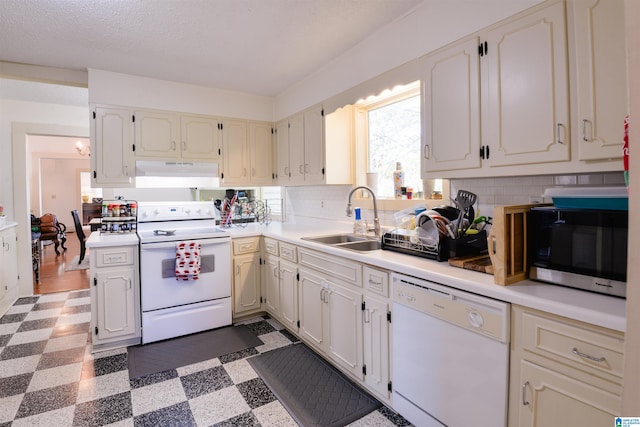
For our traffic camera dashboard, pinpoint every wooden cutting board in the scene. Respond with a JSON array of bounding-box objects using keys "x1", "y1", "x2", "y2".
[{"x1": 448, "y1": 254, "x2": 494, "y2": 275}]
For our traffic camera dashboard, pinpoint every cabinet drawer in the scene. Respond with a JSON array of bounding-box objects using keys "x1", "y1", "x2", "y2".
[
  {"x1": 279, "y1": 242, "x2": 297, "y2": 263},
  {"x1": 263, "y1": 237, "x2": 279, "y2": 256},
  {"x1": 519, "y1": 307, "x2": 624, "y2": 379},
  {"x1": 233, "y1": 237, "x2": 260, "y2": 255},
  {"x1": 95, "y1": 246, "x2": 135, "y2": 267},
  {"x1": 298, "y1": 248, "x2": 361, "y2": 287},
  {"x1": 363, "y1": 265, "x2": 388, "y2": 297}
]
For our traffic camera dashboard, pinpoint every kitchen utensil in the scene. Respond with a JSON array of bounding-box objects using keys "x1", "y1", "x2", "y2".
[{"x1": 453, "y1": 190, "x2": 477, "y2": 238}]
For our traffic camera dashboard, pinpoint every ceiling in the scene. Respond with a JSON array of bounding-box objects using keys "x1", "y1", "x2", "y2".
[{"x1": 0, "y1": 0, "x2": 422, "y2": 97}]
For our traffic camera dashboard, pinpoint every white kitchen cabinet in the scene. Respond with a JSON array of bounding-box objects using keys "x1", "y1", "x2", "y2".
[
  {"x1": 232, "y1": 237, "x2": 262, "y2": 316},
  {"x1": 483, "y1": 1, "x2": 570, "y2": 167},
  {"x1": 221, "y1": 119, "x2": 249, "y2": 185},
  {"x1": 134, "y1": 109, "x2": 221, "y2": 162},
  {"x1": 222, "y1": 119, "x2": 274, "y2": 186},
  {"x1": 262, "y1": 253, "x2": 280, "y2": 315},
  {"x1": 277, "y1": 105, "x2": 353, "y2": 186},
  {"x1": 91, "y1": 106, "x2": 135, "y2": 187},
  {"x1": 422, "y1": 37, "x2": 482, "y2": 173},
  {"x1": 508, "y1": 305, "x2": 623, "y2": 426},
  {"x1": 572, "y1": 0, "x2": 627, "y2": 161},
  {"x1": 362, "y1": 295, "x2": 390, "y2": 400},
  {"x1": 278, "y1": 259, "x2": 298, "y2": 332},
  {"x1": 274, "y1": 118, "x2": 290, "y2": 183},
  {"x1": 90, "y1": 245, "x2": 141, "y2": 350},
  {"x1": 298, "y1": 247, "x2": 363, "y2": 379},
  {"x1": 248, "y1": 121, "x2": 275, "y2": 185},
  {"x1": 0, "y1": 226, "x2": 18, "y2": 311}
]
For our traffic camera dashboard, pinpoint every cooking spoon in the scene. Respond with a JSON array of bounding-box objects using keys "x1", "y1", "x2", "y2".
[{"x1": 454, "y1": 190, "x2": 477, "y2": 238}]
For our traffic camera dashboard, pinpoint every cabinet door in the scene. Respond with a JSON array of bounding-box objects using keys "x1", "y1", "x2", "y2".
[
  {"x1": 95, "y1": 267, "x2": 136, "y2": 341},
  {"x1": 327, "y1": 281, "x2": 363, "y2": 379},
  {"x1": 92, "y1": 107, "x2": 134, "y2": 187},
  {"x1": 0, "y1": 229, "x2": 16, "y2": 302},
  {"x1": 288, "y1": 113, "x2": 305, "y2": 184},
  {"x1": 180, "y1": 115, "x2": 221, "y2": 161},
  {"x1": 249, "y1": 121, "x2": 274, "y2": 185},
  {"x1": 484, "y1": 1, "x2": 570, "y2": 167},
  {"x1": 298, "y1": 267, "x2": 326, "y2": 348},
  {"x1": 275, "y1": 119, "x2": 290, "y2": 184},
  {"x1": 134, "y1": 110, "x2": 180, "y2": 159},
  {"x1": 262, "y1": 255, "x2": 280, "y2": 315},
  {"x1": 574, "y1": 0, "x2": 627, "y2": 160},
  {"x1": 518, "y1": 360, "x2": 620, "y2": 427},
  {"x1": 222, "y1": 119, "x2": 249, "y2": 185},
  {"x1": 279, "y1": 260, "x2": 298, "y2": 332},
  {"x1": 423, "y1": 37, "x2": 481, "y2": 173},
  {"x1": 363, "y1": 296, "x2": 390, "y2": 398},
  {"x1": 233, "y1": 253, "x2": 261, "y2": 315},
  {"x1": 303, "y1": 105, "x2": 325, "y2": 184}
]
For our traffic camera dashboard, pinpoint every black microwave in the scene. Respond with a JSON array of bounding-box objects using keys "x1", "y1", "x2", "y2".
[{"x1": 528, "y1": 207, "x2": 628, "y2": 298}]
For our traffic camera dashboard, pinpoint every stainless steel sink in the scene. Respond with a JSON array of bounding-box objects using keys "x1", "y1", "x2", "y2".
[
  {"x1": 337, "y1": 240, "x2": 382, "y2": 252},
  {"x1": 301, "y1": 233, "x2": 382, "y2": 252}
]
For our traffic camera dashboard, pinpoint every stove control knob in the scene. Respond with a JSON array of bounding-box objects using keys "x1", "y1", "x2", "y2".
[
  {"x1": 153, "y1": 209, "x2": 160, "y2": 216},
  {"x1": 196, "y1": 209, "x2": 202, "y2": 214},
  {"x1": 185, "y1": 209, "x2": 191, "y2": 214}
]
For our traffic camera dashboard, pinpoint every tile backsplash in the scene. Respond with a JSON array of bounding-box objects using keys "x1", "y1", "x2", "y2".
[{"x1": 285, "y1": 172, "x2": 625, "y2": 227}]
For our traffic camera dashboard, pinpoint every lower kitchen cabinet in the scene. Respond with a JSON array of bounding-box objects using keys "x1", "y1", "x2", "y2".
[
  {"x1": 90, "y1": 245, "x2": 140, "y2": 351},
  {"x1": 363, "y1": 295, "x2": 390, "y2": 400},
  {"x1": 278, "y1": 259, "x2": 298, "y2": 332},
  {"x1": 262, "y1": 254, "x2": 280, "y2": 315},
  {"x1": 508, "y1": 305, "x2": 624, "y2": 426},
  {"x1": 232, "y1": 237, "x2": 262, "y2": 316},
  {"x1": 298, "y1": 266, "x2": 363, "y2": 379},
  {"x1": 0, "y1": 225, "x2": 18, "y2": 315}
]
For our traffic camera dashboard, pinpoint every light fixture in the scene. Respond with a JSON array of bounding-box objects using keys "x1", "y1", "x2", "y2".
[{"x1": 75, "y1": 140, "x2": 90, "y2": 156}]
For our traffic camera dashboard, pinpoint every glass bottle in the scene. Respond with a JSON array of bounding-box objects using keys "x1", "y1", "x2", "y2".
[{"x1": 393, "y1": 162, "x2": 404, "y2": 199}]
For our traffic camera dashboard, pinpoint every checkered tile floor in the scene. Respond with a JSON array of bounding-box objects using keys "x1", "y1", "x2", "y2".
[{"x1": 0, "y1": 290, "x2": 411, "y2": 426}]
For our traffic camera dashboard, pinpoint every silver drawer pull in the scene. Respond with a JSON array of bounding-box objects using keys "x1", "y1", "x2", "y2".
[{"x1": 572, "y1": 347, "x2": 606, "y2": 363}]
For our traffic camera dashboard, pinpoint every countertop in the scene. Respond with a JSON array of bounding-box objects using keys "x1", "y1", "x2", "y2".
[
  {"x1": 227, "y1": 222, "x2": 627, "y2": 333},
  {"x1": 87, "y1": 231, "x2": 140, "y2": 247},
  {"x1": 0, "y1": 221, "x2": 18, "y2": 232},
  {"x1": 84, "y1": 221, "x2": 627, "y2": 332}
]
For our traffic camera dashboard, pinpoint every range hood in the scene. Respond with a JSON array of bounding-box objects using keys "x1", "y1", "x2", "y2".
[
  {"x1": 134, "y1": 160, "x2": 220, "y2": 188},
  {"x1": 135, "y1": 160, "x2": 218, "y2": 177}
]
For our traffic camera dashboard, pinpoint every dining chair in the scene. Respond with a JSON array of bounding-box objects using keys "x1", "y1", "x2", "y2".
[
  {"x1": 71, "y1": 210, "x2": 87, "y2": 264},
  {"x1": 39, "y1": 213, "x2": 67, "y2": 255}
]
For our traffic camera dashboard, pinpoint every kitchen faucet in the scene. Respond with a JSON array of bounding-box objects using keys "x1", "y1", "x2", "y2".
[{"x1": 346, "y1": 186, "x2": 380, "y2": 238}]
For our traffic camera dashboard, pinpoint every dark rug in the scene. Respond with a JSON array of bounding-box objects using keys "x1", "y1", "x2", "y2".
[
  {"x1": 248, "y1": 343, "x2": 381, "y2": 427},
  {"x1": 128, "y1": 325, "x2": 262, "y2": 379}
]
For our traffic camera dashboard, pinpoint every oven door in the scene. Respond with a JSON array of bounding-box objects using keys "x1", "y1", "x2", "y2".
[{"x1": 140, "y1": 237, "x2": 231, "y2": 312}]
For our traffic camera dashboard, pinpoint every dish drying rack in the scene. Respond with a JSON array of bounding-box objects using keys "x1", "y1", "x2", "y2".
[{"x1": 382, "y1": 229, "x2": 449, "y2": 261}]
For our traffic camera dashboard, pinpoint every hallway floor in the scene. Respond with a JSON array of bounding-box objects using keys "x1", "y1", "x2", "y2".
[
  {"x1": 0, "y1": 290, "x2": 410, "y2": 426},
  {"x1": 34, "y1": 231, "x2": 90, "y2": 295}
]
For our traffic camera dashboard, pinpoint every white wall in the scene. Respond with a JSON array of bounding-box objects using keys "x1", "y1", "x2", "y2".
[
  {"x1": 275, "y1": 0, "x2": 543, "y2": 118},
  {"x1": 88, "y1": 69, "x2": 274, "y2": 121},
  {"x1": 39, "y1": 158, "x2": 89, "y2": 224},
  {"x1": 0, "y1": 99, "x2": 89, "y2": 221}
]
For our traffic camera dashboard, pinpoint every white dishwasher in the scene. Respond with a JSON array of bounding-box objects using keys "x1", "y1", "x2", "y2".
[{"x1": 391, "y1": 273, "x2": 510, "y2": 427}]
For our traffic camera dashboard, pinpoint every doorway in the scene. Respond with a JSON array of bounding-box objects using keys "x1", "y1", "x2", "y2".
[{"x1": 12, "y1": 124, "x2": 90, "y2": 296}]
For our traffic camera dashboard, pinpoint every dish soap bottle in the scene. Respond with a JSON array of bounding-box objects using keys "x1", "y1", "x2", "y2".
[
  {"x1": 393, "y1": 162, "x2": 404, "y2": 199},
  {"x1": 353, "y1": 207, "x2": 366, "y2": 235}
]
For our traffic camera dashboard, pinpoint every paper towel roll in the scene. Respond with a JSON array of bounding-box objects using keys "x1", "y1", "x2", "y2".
[{"x1": 366, "y1": 172, "x2": 378, "y2": 194}]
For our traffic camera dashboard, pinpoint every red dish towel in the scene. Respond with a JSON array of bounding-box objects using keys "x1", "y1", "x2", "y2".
[{"x1": 175, "y1": 241, "x2": 201, "y2": 280}]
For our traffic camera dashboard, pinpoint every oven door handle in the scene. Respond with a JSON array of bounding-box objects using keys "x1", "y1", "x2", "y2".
[{"x1": 140, "y1": 238, "x2": 231, "y2": 250}]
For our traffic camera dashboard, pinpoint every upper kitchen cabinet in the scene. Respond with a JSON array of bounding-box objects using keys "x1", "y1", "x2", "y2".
[
  {"x1": 248, "y1": 121, "x2": 275, "y2": 185},
  {"x1": 134, "y1": 109, "x2": 221, "y2": 162},
  {"x1": 221, "y1": 119, "x2": 248, "y2": 185},
  {"x1": 91, "y1": 106, "x2": 135, "y2": 187},
  {"x1": 221, "y1": 119, "x2": 274, "y2": 186},
  {"x1": 482, "y1": 0, "x2": 569, "y2": 167},
  {"x1": 572, "y1": 0, "x2": 627, "y2": 161},
  {"x1": 422, "y1": 37, "x2": 482, "y2": 173},
  {"x1": 422, "y1": 1, "x2": 571, "y2": 178},
  {"x1": 277, "y1": 105, "x2": 353, "y2": 186}
]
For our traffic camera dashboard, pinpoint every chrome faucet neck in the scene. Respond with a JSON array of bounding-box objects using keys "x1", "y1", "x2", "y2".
[{"x1": 346, "y1": 186, "x2": 380, "y2": 238}]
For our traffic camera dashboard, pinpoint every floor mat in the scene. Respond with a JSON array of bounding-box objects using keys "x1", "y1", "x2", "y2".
[
  {"x1": 128, "y1": 324, "x2": 263, "y2": 379},
  {"x1": 248, "y1": 343, "x2": 381, "y2": 427}
]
